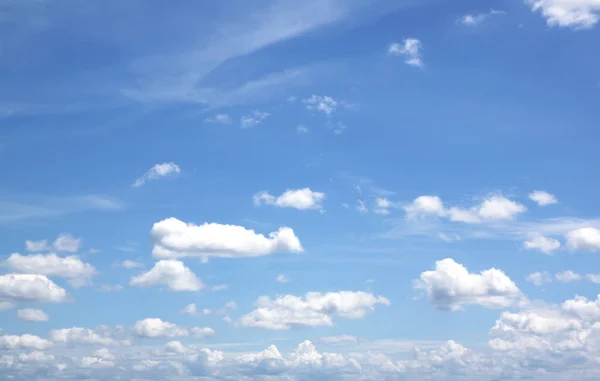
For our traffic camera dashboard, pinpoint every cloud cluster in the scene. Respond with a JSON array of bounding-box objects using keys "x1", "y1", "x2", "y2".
[
  {"x1": 414, "y1": 258, "x2": 524, "y2": 310},
  {"x1": 526, "y1": 0, "x2": 600, "y2": 29},
  {"x1": 151, "y1": 218, "x2": 303, "y2": 259},
  {"x1": 254, "y1": 188, "x2": 325, "y2": 210},
  {"x1": 388, "y1": 38, "x2": 423, "y2": 67},
  {"x1": 134, "y1": 318, "x2": 214, "y2": 339},
  {"x1": 239, "y1": 291, "x2": 390, "y2": 330},
  {"x1": 4, "y1": 253, "x2": 96, "y2": 287}
]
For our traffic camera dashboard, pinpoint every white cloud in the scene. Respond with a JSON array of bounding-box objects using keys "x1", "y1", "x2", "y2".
[
  {"x1": 526, "y1": 0, "x2": 600, "y2": 29},
  {"x1": 0, "y1": 301, "x2": 14, "y2": 310},
  {"x1": 388, "y1": 38, "x2": 423, "y2": 67},
  {"x1": 414, "y1": 258, "x2": 524, "y2": 311},
  {"x1": 253, "y1": 188, "x2": 325, "y2": 210},
  {"x1": 121, "y1": 260, "x2": 143, "y2": 269},
  {"x1": 523, "y1": 235, "x2": 561, "y2": 254},
  {"x1": 356, "y1": 200, "x2": 368, "y2": 214},
  {"x1": 181, "y1": 301, "x2": 236, "y2": 317},
  {"x1": 17, "y1": 308, "x2": 49, "y2": 322},
  {"x1": 0, "y1": 274, "x2": 68, "y2": 303},
  {"x1": 404, "y1": 196, "x2": 445, "y2": 219},
  {"x1": 130, "y1": 260, "x2": 203, "y2": 291},
  {"x1": 25, "y1": 239, "x2": 49, "y2": 252},
  {"x1": 151, "y1": 217, "x2": 303, "y2": 259},
  {"x1": 133, "y1": 162, "x2": 181, "y2": 187},
  {"x1": 53, "y1": 234, "x2": 82, "y2": 253},
  {"x1": 276, "y1": 274, "x2": 289, "y2": 283},
  {"x1": 303, "y1": 95, "x2": 338, "y2": 115},
  {"x1": 529, "y1": 190, "x2": 558, "y2": 206},
  {"x1": 438, "y1": 232, "x2": 461, "y2": 242},
  {"x1": 459, "y1": 9, "x2": 505, "y2": 26},
  {"x1": 191, "y1": 327, "x2": 216, "y2": 338},
  {"x1": 317, "y1": 335, "x2": 359, "y2": 344},
  {"x1": 98, "y1": 284, "x2": 124, "y2": 292},
  {"x1": 133, "y1": 318, "x2": 189, "y2": 338},
  {"x1": 50, "y1": 327, "x2": 119, "y2": 346},
  {"x1": 566, "y1": 227, "x2": 600, "y2": 252},
  {"x1": 240, "y1": 110, "x2": 270, "y2": 128},
  {"x1": 0, "y1": 334, "x2": 53, "y2": 350},
  {"x1": 450, "y1": 195, "x2": 527, "y2": 223},
  {"x1": 240, "y1": 291, "x2": 390, "y2": 330},
  {"x1": 296, "y1": 124, "x2": 309, "y2": 133},
  {"x1": 555, "y1": 270, "x2": 582, "y2": 282},
  {"x1": 204, "y1": 113, "x2": 232, "y2": 124},
  {"x1": 4, "y1": 253, "x2": 96, "y2": 284},
  {"x1": 526, "y1": 271, "x2": 552, "y2": 286},
  {"x1": 586, "y1": 274, "x2": 600, "y2": 284}
]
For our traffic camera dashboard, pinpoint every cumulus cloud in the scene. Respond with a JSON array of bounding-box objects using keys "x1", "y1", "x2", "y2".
[
  {"x1": 133, "y1": 162, "x2": 181, "y2": 187},
  {"x1": 529, "y1": 190, "x2": 558, "y2": 206},
  {"x1": 566, "y1": 227, "x2": 600, "y2": 252},
  {"x1": 414, "y1": 258, "x2": 524, "y2": 311},
  {"x1": 526, "y1": 0, "x2": 600, "y2": 29},
  {"x1": 4, "y1": 253, "x2": 96, "y2": 285},
  {"x1": 50, "y1": 327, "x2": 120, "y2": 346},
  {"x1": 53, "y1": 234, "x2": 82, "y2": 253},
  {"x1": 151, "y1": 217, "x2": 303, "y2": 259},
  {"x1": 0, "y1": 334, "x2": 53, "y2": 350},
  {"x1": 253, "y1": 188, "x2": 325, "y2": 210},
  {"x1": 276, "y1": 274, "x2": 289, "y2": 283},
  {"x1": 555, "y1": 270, "x2": 582, "y2": 282},
  {"x1": 404, "y1": 196, "x2": 445, "y2": 219},
  {"x1": 25, "y1": 239, "x2": 49, "y2": 252},
  {"x1": 133, "y1": 318, "x2": 189, "y2": 338},
  {"x1": 523, "y1": 235, "x2": 561, "y2": 254},
  {"x1": 526, "y1": 271, "x2": 552, "y2": 286},
  {"x1": 388, "y1": 38, "x2": 423, "y2": 67},
  {"x1": 240, "y1": 291, "x2": 390, "y2": 330},
  {"x1": 130, "y1": 260, "x2": 203, "y2": 291},
  {"x1": 0, "y1": 274, "x2": 68, "y2": 303},
  {"x1": 303, "y1": 95, "x2": 338, "y2": 115},
  {"x1": 458, "y1": 9, "x2": 505, "y2": 26},
  {"x1": 17, "y1": 308, "x2": 49, "y2": 322},
  {"x1": 240, "y1": 110, "x2": 270, "y2": 128},
  {"x1": 204, "y1": 113, "x2": 232, "y2": 124},
  {"x1": 121, "y1": 259, "x2": 143, "y2": 269}
]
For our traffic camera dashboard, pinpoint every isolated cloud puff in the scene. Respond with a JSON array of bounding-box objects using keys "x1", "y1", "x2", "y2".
[
  {"x1": 151, "y1": 218, "x2": 303, "y2": 259},
  {"x1": 254, "y1": 188, "x2": 325, "y2": 210},
  {"x1": 130, "y1": 260, "x2": 203, "y2": 291},
  {"x1": 133, "y1": 162, "x2": 181, "y2": 187}
]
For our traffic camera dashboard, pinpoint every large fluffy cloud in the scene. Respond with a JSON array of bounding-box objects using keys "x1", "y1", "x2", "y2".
[
  {"x1": 414, "y1": 258, "x2": 524, "y2": 310},
  {"x1": 253, "y1": 188, "x2": 325, "y2": 210},
  {"x1": 239, "y1": 291, "x2": 390, "y2": 330},
  {"x1": 526, "y1": 0, "x2": 600, "y2": 29},
  {"x1": 566, "y1": 227, "x2": 600, "y2": 252},
  {"x1": 4, "y1": 253, "x2": 96, "y2": 285},
  {"x1": 0, "y1": 274, "x2": 68, "y2": 303},
  {"x1": 151, "y1": 218, "x2": 303, "y2": 259},
  {"x1": 130, "y1": 260, "x2": 203, "y2": 291}
]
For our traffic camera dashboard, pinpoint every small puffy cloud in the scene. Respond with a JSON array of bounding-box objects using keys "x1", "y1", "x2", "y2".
[
  {"x1": 134, "y1": 318, "x2": 189, "y2": 338},
  {"x1": 240, "y1": 291, "x2": 390, "y2": 330},
  {"x1": 53, "y1": 234, "x2": 82, "y2": 253},
  {"x1": 303, "y1": 95, "x2": 338, "y2": 115},
  {"x1": 555, "y1": 270, "x2": 582, "y2": 282},
  {"x1": 4, "y1": 253, "x2": 96, "y2": 284},
  {"x1": 447, "y1": 195, "x2": 527, "y2": 223},
  {"x1": 133, "y1": 162, "x2": 181, "y2": 187},
  {"x1": 17, "y1": 308, "x2": 49, "y2": 322},
  {"x1": 529, "y1": 190, "x2": 558, "y2": 206},
  {"x1": 254, "y1": 188, "x2": 325, "y2": 210},
  {"x1": 191, "y1": 327, "x2": 216, "y2": 338},
  {"x1": 0, "y1": 274, "x2": 68, "y2": 303},
  {"x1": 151, "y1": 217, "x2": 303, "y2": 259},
  {"x1": 121, "y1": 260, "x2": 143, "y2": 269},
  {"x1": 130, "y1": 260, "x2": 203, "y2": 291},
  {"x1": 0, "y1": 334, "x2": 53, "y2": 350},
  {"x1": 296, "y1": 124, "x2": 309, "y2": 134},
  {"x1": 0, "y1": 301, "x2": 14, "y2": 310},
  {"x1": 388, "y1": 38, "x2": 423, "y2": 67},
  {"x1": 317, "y1": 335, "x2": 358, "y2": 344},
  {"x1": 438, "y1": 232, "x2": 461, "y2": 242},
  {"x1": 50, "y1": 327, "x2": 119, "y2": 346},
  {"x1": 240, "y1": 110, "x2": 270, "y2": 128},
  {"x1": 526, "y1": 271, "x2": 552, "y2": 286},
  {"x1": 404, "y1": 196, "x2": 445, "y2": 219},
  {"x1": 586, "y1": 274, "x2": 600, "y2": 284},
  {"x1": 414, "y1": 258, "x2": 524, "y2": 311},
  {"x1": 181, "y1": 301, "x2": 236, "y2": 317},
  {"x1": 276, "y1": 274, "x2": 289, "y2": 283},
  {"x1": 526, "y1": 0, "x2": 600, "y2": 29},
  {"x1": 523, "y1": 235, "x2": 561, "y2": 255},
  {"x1": 566, "y1": 227, "x2": 600, "y2": 252},
  {"x1": 25, "y1": 239, "x2": 49, "y2": 252},
  {"x1": 204, "y1": 113, "x2": 232, "y2": 124},
  {"x1": 459, "y1": 9, "x2": 505, "y2": 26}
]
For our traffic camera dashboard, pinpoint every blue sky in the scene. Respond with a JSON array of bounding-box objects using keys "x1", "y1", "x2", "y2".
[{"x1": 1, "y1": 0, "x2": 600, "y2": 380}]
